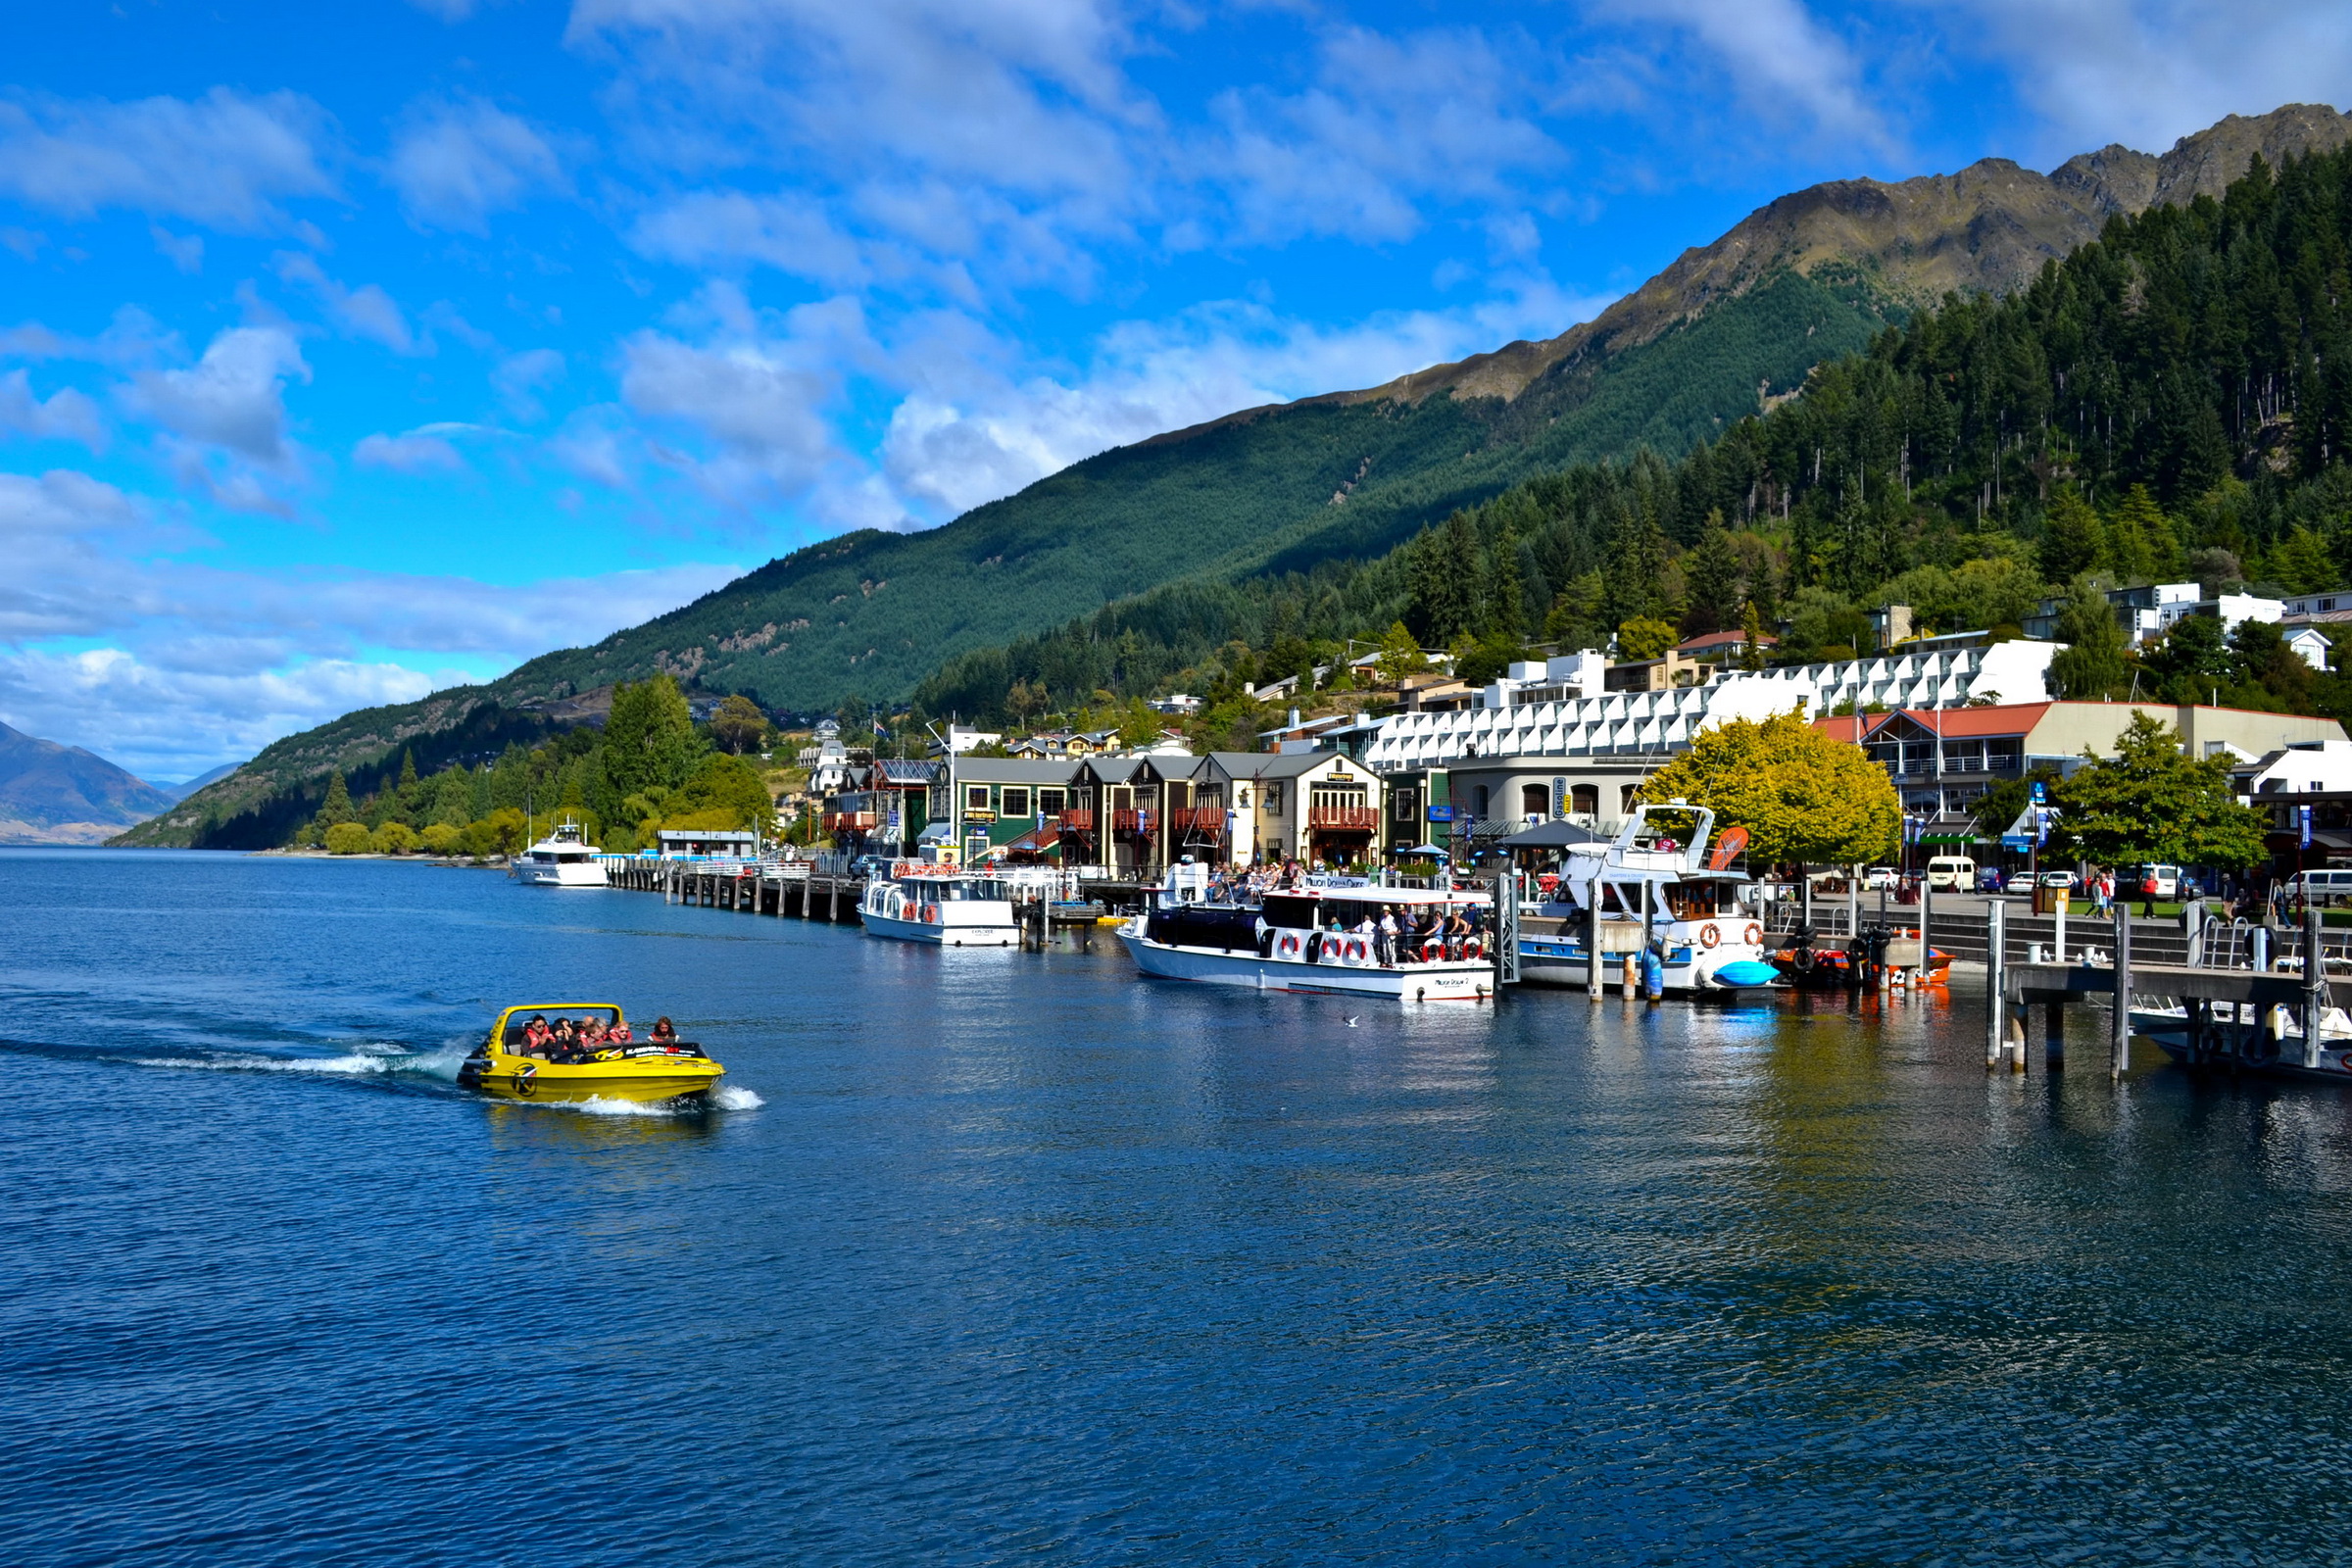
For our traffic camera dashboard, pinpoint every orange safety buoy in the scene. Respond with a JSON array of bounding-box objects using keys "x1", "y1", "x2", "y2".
[
  {"x1": 1743, "y1": 922, "x2": 1763, "y2": 947},
  {"x1": 922, "y1": 904, "x2": 939, "y2": 923},
  {"x1": 1699, "y1": 922, "x2": 1721, "y2": 949},
  {"x1": 1277, "y1": 932, "x2": 1303, "y2": 959}
]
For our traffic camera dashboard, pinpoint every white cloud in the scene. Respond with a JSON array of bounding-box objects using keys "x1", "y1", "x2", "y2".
[
  {"x1": 0, "y1": 647, "x2": 446, "y2": 781},
  {"x1": 385, "y1": 94, "x2": 568, "y2": 231},
  {"x1": 490, "y1": 347, "x2": 565, "y2": 420},
  {"x1": 354, "y1": 428, "x2": 466, "y2": 473},
  {"x1": 0, "y1": 465, "x2": 741, "y2": 776},
  {"x1": 150, "y1": 226, "x2": 204, "y2": 273},
  {"x1": 1604, "y1": 0, "x2": 1889, "y2": 152},
  {"x1": 630, "y1": 191, "x2": 869, "y2": 285},
  {"x1": 121, "y1": 325, "x2": 309, "y2": 467},
  {"x1": 612, "y1": 286, "x2": 872, "y2": 513},
  {"x1": 1922, "y1": 0, "x2": 2352, "y2": 158},
  {"x1": 1206, "y1": 27, "x2": 1569, "y2": 244},
  {"x1": 0, "y1": 87, "x2": 338, "y2": 230},
  {"x1": 272, "y1": 252, "x2": 424, "y2": 355},
  {"x1": 0, "y1": 369, "x2": 104, "y2": 450}
]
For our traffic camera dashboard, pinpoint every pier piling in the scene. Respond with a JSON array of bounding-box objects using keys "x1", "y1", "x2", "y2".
[{"x1": 1985, "y1": 899, "x2": 2005, "y2": 1070}]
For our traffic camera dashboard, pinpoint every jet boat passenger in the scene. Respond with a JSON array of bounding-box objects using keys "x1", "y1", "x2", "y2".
[
  {"x1": 522, "y1": 1015, "x2": 552, "y2": 1055},
  {"x1": 650, "y1": 1016, "x2": 678, "y2": 1047},
  {"x1": 607, "y1": 1019, "x2": 633, "y2": 1044}
]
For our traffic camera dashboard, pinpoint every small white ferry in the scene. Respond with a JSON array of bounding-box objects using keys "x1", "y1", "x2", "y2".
[
  {"x1": 1118, "y1": 869, "x2": 1502, "y2": 1003},
  {"x1": 512, "y1": 818, "x2": 610, "y2": 888},
  {"x1": 2131, "y1": 996, "x2": 2352, "y2": 1081},
  {"x1": 1517, "y1": 803, "x2": 1780, "y2": 994},
  {"x1": 858, "y1": 863, "x2": 1023, "y2": 947}
]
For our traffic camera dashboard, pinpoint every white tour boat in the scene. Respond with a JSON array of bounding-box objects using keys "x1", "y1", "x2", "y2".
[
  {"x1": 1118, "y1": 869, "x2": 1503, "y2": 1003},
  {"x1": 1517, "y1": 802, "x2": 1781, "y2": 994},
  {"x1": 511, "y1": 818, "x2": 610, "y2": 888},
  {"x1": 858, "y1": 863, "x2": 1025, "y2": 947}
]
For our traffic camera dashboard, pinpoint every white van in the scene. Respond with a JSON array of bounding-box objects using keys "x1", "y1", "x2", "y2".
[
  {"x1": 2291, "y1": 869, "x2": 2352, "y2": 906},
  {"x1": 1927, "y1": 856, "x2": 1976, "y2": 892}
]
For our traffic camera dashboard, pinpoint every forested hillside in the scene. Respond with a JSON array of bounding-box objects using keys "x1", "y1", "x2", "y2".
[{"x1": 917, "y1": 145, "x2": 2352, "y2": 744}]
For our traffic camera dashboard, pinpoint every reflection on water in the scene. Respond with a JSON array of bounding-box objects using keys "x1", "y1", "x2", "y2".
[{"x1": 6, "y1": 848, "x2": 2352, "y2": 1564}]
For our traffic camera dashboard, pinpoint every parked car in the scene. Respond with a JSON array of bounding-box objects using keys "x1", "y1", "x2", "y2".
[
  {"x1": 1862, "y1": 866, "x2": 1899, "y2": 890},
  {"x1": 2038, "y1": 870, "x2": 2078, "y2": 890},
  {"x1": 1976, "y1": 867, "x2": 2007, "y2": 894},
  {"x1": 1927, "y1": 855, "x2": 1977, "y2": 892},
  {"x1": 846, "y1": 853, "x2": 889, "y2": 880},
  {"x1": 2126, "y1": 863, "x2": 2182, "y2": 900}
]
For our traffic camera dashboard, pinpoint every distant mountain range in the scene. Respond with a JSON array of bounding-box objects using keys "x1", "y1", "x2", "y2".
[
  {"x1": 120, "y1": 103, "x2": 2352, "y2": 850},
  {"x1": 0, "y1": 722, "x2": 181, "y2": 845}
]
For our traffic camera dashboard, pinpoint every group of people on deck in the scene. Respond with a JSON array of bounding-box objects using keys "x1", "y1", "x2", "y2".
[
  {"x1": 1248, "y1": 904, "x2": 1483, "y2": 965},
  {"x1": 517, "y1": 1013, "x2": 679, "y2": 1063}
]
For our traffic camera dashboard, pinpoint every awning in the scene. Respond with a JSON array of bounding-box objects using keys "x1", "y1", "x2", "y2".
[
  {"x1": 916, "y1": 821, "x2": 955, "y2": 843},
  {"x1": 1496, "y1": 819, "x2": 1610, "y2": 849},
  {"x1": 1396, "y1": 842, "x2": 1450, "y2": 857}
]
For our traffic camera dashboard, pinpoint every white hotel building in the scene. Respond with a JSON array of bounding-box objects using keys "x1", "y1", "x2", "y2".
[{"x1": 1361, "y1": 640, "x2": 2064, "y2": 774}]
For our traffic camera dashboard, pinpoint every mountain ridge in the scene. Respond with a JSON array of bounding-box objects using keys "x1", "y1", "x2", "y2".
[{"x1": 0, "y1": 721, "x2": 176, "y2": 845}]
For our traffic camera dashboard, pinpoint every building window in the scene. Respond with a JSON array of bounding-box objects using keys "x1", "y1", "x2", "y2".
[
  {"x1": 965, "y1": 785, "x2": 989, "y2": 810},
  {"x1": 1473, "y1": 785, "x2": 1491, "y2": 816},
  {"x1": 1002, "y1": 787, "x2": 1030, "y2": 817},
  {"x1": 1168, "y1": 781, "x2": 1190, "y2": 809},
  {"x1": 1984, "y1": 746, "x2": 2021, "y2": 772},
  {"x1": 1571, "y1": 784, "x2": 1598, "y2": 815},
  {"x1": 1263, "y1": 783, "x2": 1283, "y2": 813},
  {"x1": 1521, "y1": 783, "x2": 1547, "y2": 818},
  {"x1": 1620, "y1": 784, "x2": 1640, "y2": 813},
  {"x1": 1392, "y1": 788, "x2": 1420, "y2": 821},
  {"x1": 1038, "y1": 788, "x2": 1066, "y2": 816}
]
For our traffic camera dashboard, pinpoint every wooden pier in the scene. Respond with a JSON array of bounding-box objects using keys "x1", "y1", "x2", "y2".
[
  {"x1": 1984, "y1": 901, "x2": 2346, "y2": 1080},
  {"x1": 597, "y1": 858, "x2": 1152, "y2": 949}
]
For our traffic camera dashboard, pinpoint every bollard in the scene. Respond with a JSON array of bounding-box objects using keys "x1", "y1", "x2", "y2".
[
  {"x1": 2111, "y1": 898, "x2": 2132, "y2": 1081},
  {"x1": 1986, "y1": 900, "x2": 2005, "y2": 1069},
  {"x1": 2253, "y1": 925, "x2": 2271, "y2": 973},
  {"x1": 1621, "y1": 953, "x2": 1637, "y2": 1000},
  {"x1": 2305, "y1": 904, "x2": 2327, "y2": 1071}
]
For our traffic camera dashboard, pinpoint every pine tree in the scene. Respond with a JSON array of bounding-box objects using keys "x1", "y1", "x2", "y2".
[
  {"x1": 318, "y1": 769, "x2": 355, "y2": 825},
  {"x1": 2039, "y1": 491, "x2": 2104, "y2": 583},
  {"x1": 2048, "y1": 577, "x2": 2129, "y2": 699},
  {"x1": 1683, "y1": 524, "x2": 1743, "y2": 634},
  {"x1": 1740, "y1": 602, "x2": 1767, "y2": 670}
]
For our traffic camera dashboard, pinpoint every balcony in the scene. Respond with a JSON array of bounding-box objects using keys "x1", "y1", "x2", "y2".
[
  {"x1": 1110, "y1": 808, "x2": 1156, "y2": 833},
  {"x1": 1056, "y1": 808, "x2": 1095, "y2": 830},
  {"x1": 821, "y1": 810, "x2": 877, "y2": 832},
  {"x1": 1308, "y1": 806, "x2": 1381, "y2": 832},
  {"x1": 1167, "y1": 805, "x2": 1226, "y2": 836}
]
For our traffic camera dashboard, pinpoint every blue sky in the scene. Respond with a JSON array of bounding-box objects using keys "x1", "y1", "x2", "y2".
[{"x1": 1, "y1": 0, "x2": 2344, "y2": 780}]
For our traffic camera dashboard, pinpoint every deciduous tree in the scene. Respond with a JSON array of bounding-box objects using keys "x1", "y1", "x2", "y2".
[
  {"x1": 1638, "y1": 710, "x2": 1901, "y2": 866},
  {"x1": 2048, "y1": 712, "x2": 2266, "y2": 868}
]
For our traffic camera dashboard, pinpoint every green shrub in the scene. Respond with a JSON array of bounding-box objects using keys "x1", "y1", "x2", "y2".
[
  {"x1": 323, "y1": 822, "x2": 372, "y2": 856},
  {"x1": 419, "y1": 822, "x2": 464, "y2": 857},
  {"x1": 371, "y1": 821, "x2": 419, "y2": 855}
]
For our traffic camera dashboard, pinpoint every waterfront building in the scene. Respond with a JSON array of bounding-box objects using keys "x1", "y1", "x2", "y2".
[
  {"x1": 1820, "y1": 702, "x2": 2345, "y2": 851},
  {"x1": 821, "y1": 758, "x2": 937, "y2": 858},
  {"x1": 1362, "y1": 641, "x2": 2063, "y2": 774},
  {"x1": 925, "y1": 757, "x2": 1084, "y2": 866}
]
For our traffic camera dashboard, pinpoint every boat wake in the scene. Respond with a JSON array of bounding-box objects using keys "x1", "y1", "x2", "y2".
[{"x1": 125, "y1": 1038, "x2": 475, "y2": 1082}]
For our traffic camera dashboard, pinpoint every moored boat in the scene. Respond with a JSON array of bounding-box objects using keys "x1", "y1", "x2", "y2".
[
  {"x1": 1517, "y1": 803, "x2": 1783, "y2": 994},
  {"x1": 512, "y1": 817, "x2": 609, "y2": 888},
  {"x1": 858, "y1": 862, "x2": 1029, "y2": 947},
  {"x1": 1118, "y1": 874, "x2": 1502, "y2": 1002},
  {"x1": 457, "y1": 1004, "x2": 724, "y2": 1102}
]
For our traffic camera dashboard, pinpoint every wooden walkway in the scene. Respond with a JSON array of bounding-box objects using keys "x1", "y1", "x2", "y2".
[{"x1": 597, "y1": 858, "x2": 1151, "y2": 947}]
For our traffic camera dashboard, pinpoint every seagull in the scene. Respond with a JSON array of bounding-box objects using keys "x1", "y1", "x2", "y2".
[{"x1": 1346, "y1": 1016, "x2": 1360, "y2": 1027}]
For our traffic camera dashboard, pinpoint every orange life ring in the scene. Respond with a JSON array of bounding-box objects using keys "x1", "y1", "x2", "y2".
[
  {"x1": 1421, "y1": 941, "x2": 1443, "y2": 962},
  {"x1": 922, "y1": 904, "x2": 938, "y2": 923},
  {"x1": 1277, "y1": 932, "x2": 1302, "y2": 958},
  {"x1": 1743, "y1": 922, "x2": 1763, "y2": 946},
  {"x1": 1463, "y1": 937, "x2": 1482, "y2": 959},
  {"x1": 1699, "y1": 922, "x2": 1721, "y2": 949}
]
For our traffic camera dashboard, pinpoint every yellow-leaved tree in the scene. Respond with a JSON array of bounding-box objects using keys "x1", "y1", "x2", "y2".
[{"x1": 1638, "y1": 710, "x2": 1900, "y2": 868}]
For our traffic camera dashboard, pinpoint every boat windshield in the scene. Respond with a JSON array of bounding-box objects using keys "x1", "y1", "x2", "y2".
[{"x1": 499, "y1": 1005, "x2": 621, "y2": 1047}]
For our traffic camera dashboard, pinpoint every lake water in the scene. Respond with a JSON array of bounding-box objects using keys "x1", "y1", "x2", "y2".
[{"x1": 6, "y1": 849, "x2": 2352, "y2": 1565}]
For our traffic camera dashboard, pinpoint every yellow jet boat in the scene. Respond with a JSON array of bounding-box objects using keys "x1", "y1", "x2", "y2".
[{"x1": 457, "y1": 1004, "x2": 725, "y2": 1103}]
